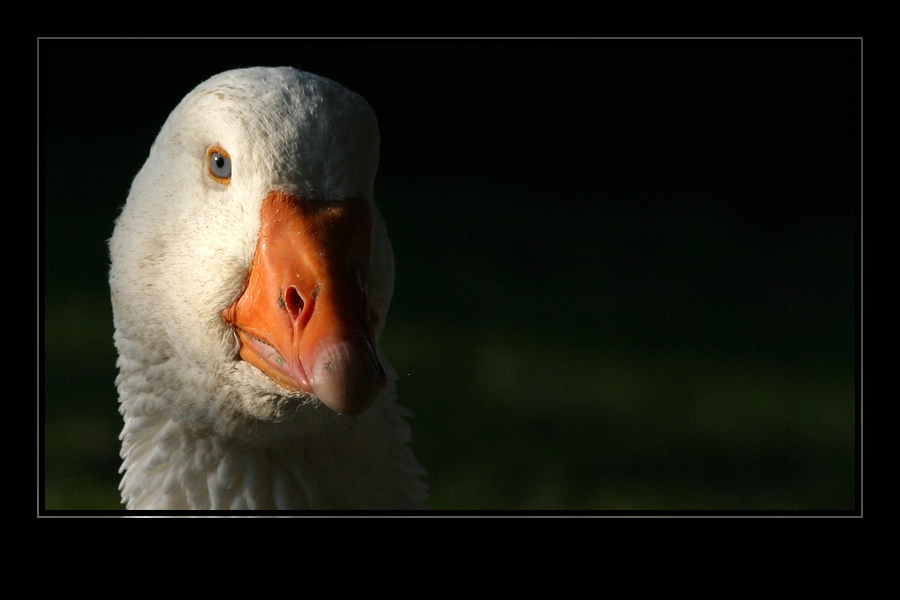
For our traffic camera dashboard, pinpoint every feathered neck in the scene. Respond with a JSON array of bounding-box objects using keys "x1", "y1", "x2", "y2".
[{"x1": 116, "y1": 337, "x2": 428, "y2": 511}]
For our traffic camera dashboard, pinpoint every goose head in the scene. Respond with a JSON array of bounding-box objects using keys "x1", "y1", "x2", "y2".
[{"x1": 110, "y1": 67, "x2": 397, "y2": 444}]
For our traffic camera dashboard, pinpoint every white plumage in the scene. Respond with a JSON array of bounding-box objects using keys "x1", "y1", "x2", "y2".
[{"x1": 109, "y1": 67, "x2": 427, "y2": 510}]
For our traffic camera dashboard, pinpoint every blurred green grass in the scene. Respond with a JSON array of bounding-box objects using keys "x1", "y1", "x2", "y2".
[
  {"x1": 44, "y1": 290, "x2": 122, "y2": 510},
  {"x1": 385, "y1": 321, "x2": 854, "y2": 510},
  {"x1": 43, "y1": 290, "x2": 855, "y2": 511}
]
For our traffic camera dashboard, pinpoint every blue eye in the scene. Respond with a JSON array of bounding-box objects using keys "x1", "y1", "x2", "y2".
[{"x1": 207, "y1": 147, "x2": 232, "y2": 183}]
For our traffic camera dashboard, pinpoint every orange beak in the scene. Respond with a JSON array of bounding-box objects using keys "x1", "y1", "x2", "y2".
[{"x1": 223, "y1": 190, "x2": 385, "y2": 415}]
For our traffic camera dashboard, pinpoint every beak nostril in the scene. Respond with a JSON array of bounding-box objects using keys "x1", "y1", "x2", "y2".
[{"x1": 283, "y1": 286, "x2": 304, "y2": 319}]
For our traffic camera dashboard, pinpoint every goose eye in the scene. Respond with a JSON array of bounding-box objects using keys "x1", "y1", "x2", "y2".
[{"x1": 207, "y1": 147, "x2": 232, "y2": 184}]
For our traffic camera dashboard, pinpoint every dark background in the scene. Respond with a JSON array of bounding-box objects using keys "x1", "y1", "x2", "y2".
[{"x1": 41, "y1": 40, "x2": 859, "y2": 512}]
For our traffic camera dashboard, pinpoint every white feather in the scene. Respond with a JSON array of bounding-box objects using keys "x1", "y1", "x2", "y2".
[{"x1": 110, "y1": 67, "x2": 427, "y2": 510}]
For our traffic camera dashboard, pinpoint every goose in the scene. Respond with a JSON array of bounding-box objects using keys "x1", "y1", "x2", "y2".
[{"x1": 109, "y1": 67, "x2": 428, "y2": 510}]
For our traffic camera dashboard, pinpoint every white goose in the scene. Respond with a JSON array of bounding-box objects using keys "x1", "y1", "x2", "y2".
[{"x1": 109, "y1": 67, "x2": 428, "y2": 510}]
